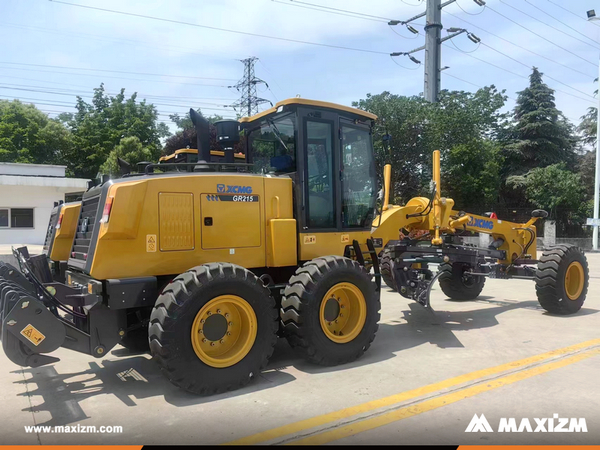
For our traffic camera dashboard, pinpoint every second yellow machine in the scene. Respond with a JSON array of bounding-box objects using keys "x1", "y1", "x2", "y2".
[{"x1": 0, "y1": 98, "x2": 588, "y2": 395}]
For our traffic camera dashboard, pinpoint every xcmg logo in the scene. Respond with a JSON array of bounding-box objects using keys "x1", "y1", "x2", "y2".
[
  {"x1": 468, "y1": 217, "x2": 494, "y2": 230},
  {"x1": 216, "y1": 184, "x2": 253, "y2": 194},
  {"x1": 465, "y1": 414, "x2": 587, "y2": 433}
]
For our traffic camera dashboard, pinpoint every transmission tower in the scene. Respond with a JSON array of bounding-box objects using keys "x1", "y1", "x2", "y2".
[{"x1": 229, "y1": 57, "x2": 272, "y2": 117}]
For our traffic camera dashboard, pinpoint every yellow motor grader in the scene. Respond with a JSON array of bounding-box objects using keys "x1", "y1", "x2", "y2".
[{"x1": 0, "y1": 98, "x2": 588, "y2": 395}]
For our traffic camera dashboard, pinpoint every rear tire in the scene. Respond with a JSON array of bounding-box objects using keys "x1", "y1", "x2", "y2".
[
  {"x1": 535, "y1": 244, "x2": 588, "y2": 315},
  {"x1": 149, "y1": 263, "x2": 278, "y2": 395},
  {"x1": 438, "y1": 262, "x2": 485, "y2": 301},
  {"x1": 379, "y1": 247, "x2": 396, "y2": 290},
  {"x1": 280, "y1": 256, "x2": 380, "y2": 366}
]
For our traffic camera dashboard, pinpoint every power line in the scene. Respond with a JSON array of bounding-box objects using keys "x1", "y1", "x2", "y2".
[
  {"x1": 0, "y1": 61, "x2": 235, "y2": 81},
  {"x1": 0, "y1": 88, "x2": 236, "y2": 111},
  {"x1": 485, "y1": 4, "x2": 597, "y2": 67},
  {"x1": 444, "y1": 43, "x2": 596, "y2": 104},
  {"x1": 271, "y1": 0, "x2": 388, "y2": 22},
  {"x1": 0, "y1": 82, "x2": 235, "y2": 106},
  {"x1": 0, "y1": 21, "x2": 242, "y2": 61},
  {"x1": 498, "y1": 0, "x2": 600, "y2": 51},
  {"x1": 50, "y1": 0, "x2": 390, "y2": 55},
  {"x1": 279, "y1": 0, "x2": 394, "y2": 21},
  {"x1": 4, "y1": 97, "x2": 235, "y2": 119},
  {"x1": 523, "y1": 0, "x2": 600, "y2": 47},
  {"x1": 455, "y1": 0, "x2": 485, "y2": 16},
  {"x1": 257, "y1": 59, "x2": 281, "y2": 102},
  {"x1": 545, "y1": 0, "x2": 600, "y2": 28},
  {"x1": 0, "y1": 65, "x2": 231, "y2": 88},
  {"x1": 390, "y1": 6, "x2": 594, "y2": 105},
  {"x1": 443, "y1": 71, "x2": 484, "y2": 88},
  {"x1": 442, "y1": 9, "x2": 594, "y2": 79},
  {"x1": 477, "y1": 43, "x2": 595, "y2": 101}
]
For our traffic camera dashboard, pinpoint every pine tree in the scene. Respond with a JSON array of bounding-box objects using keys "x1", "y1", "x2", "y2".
[{"x1": 505, "y1": 67, "x2": 575, "y2": 174}]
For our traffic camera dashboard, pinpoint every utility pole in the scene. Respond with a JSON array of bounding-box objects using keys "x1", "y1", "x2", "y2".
[
  {"x1": 594, "y1": 56, "x2": 600, "y2": 250},
  {"x1": 586, "y1": 10, "x2": 600, "y2": 250},
  {"x1": 424, "y1": 0, "x2": 442, "y2": 102},
  {"x1": 389, "y1": 0, "x2": 484, "y2": 103},
  {"x1": 229, "y1": 57, "x2": 272, "y2": 117}
]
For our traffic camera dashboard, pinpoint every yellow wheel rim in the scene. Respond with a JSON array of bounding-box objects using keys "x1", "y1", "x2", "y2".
[
  {"x1": 564, "y1": 261, "x2": 584, "y2": 301},
  {"x1": 191, "y1": 295, "x2": 257, "y2": 368},
  {"x1": 319, "y1": 282, "x2": 367, "y2": 344}
]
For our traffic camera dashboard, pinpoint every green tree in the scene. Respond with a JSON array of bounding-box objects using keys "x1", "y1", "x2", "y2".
[
  {"x1": 576, "y1": 150, "x2": 596, "y2": 199},
  {"x1": 353, "y1": 86, "x2": 507, "y2": 206},
  {"x1": 504, "y1": 68, "x2": 575, "y2": 175},
  {"x1": 443, "y1": 139, "x2": 503, "y2": 210},
  {"x1": 577, "y1": 106, "x2": 597, "y2": 148},
  {"x1": 0, "y1": 100, "x2": 72, "y2": 164},
  {"x1": 100, "y1": 136, "x2": 153, "y2": 176},
  {"x1": 506, "y1": 163, "x2": 588, "y2": 235},
  {"x1": 59, "y1": 84, "x2": 170, "y2": 178},
  {"x1": 163, "y1": 110, "x2": 224, "y2": 155},
  {"x1": 524, "y1": 164, "x2": 585, "y2": 214}
]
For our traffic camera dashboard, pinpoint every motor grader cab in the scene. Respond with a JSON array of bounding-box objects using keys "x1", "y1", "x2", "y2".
[{"x1": 0, "y1": 98, "x2": 589, "y2": 396}]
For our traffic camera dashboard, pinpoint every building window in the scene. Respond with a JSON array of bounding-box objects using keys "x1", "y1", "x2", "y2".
[
  {"x1": 0, "y1": 208, "x2": 34, "y2": 228},
  {"x1": 0, "y1": 209, "x2": 8, "y2": 228},
  {"x1": 11, "y1": 209, "x2": 34, "y2": 228}
]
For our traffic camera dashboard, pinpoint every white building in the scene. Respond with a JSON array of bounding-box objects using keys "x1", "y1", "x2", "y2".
[{"x1": 0, "y1": 163, "x2": 89, "y2": 245}]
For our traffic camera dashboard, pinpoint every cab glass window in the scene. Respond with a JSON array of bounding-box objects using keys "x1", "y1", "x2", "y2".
[
  {"x1": 341, "y1": 126, "x2": 376, "y2": 228},
  {"x1": 248, "y1": 116, "x2": 295, "y2": 174},
  {"x1": 306, "y1": 120, "x2": 335, "y2": 228}
]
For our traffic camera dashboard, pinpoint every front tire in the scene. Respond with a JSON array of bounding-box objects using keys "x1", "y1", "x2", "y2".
[
  {"x1": 536, "y1": 244, "x2": 589, "y2": 315},
  {"x1": 280, "y1": 256, "x2": 380, "y2": 366},
  {"x1": 438, "y1": 262, "x2": 485, "y2": 301},
  {"x1": 379, "y1": 247, "x2": 396, "y2": 290},
  {"x1": 149, "y1": 263, "x2": 278, "y2": 395}
]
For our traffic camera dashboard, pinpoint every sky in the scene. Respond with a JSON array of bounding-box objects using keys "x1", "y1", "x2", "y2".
[{"x1": 1, "y1": 0, "x2": 599, "y2": 135}]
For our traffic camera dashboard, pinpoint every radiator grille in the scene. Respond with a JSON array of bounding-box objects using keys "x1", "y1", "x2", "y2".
[
  {"x1": 42, "y1": 207, "x2": 60, "y2": 255},
  {"x1": 71, "y1": 195, "x2": 101, "y2": 261}
]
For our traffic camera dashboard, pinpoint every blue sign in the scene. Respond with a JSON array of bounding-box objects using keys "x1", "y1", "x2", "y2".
[{"x1": 468, "y1": 217, "x2": 494, "y2": 230}]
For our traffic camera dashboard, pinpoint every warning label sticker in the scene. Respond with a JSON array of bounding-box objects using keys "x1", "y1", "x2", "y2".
[
  {"x1": 20, "y1": 324, "x2": 46, "y2": 346},
  {"x1": 146, "y1": 234, "x2": 157, "y2": 252},
  {"x1": 341, "y1": 234, "x2": 350, "y2": 243},
  {"x1": 303, "y1": 235, "x2": 317, "y2": 245}
]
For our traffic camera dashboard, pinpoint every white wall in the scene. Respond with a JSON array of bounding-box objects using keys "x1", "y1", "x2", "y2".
[
  {"x1": 0, "y1": 185, "x2": 73, "y2": 245},
  {"x1": 0, "y1": 163, "x2": 66, "y2": 177}
]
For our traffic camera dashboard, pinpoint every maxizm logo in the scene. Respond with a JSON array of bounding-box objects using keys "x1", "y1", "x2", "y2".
[
  {"x1": 467, "y1": 217, "x2": 494, "y2": 230},
  {"x1": 465, "y1": 414, "x2": 587, "y2": 433},
  {"x1": 216, "y1": 184, "x2": 253, "y2": 194}
]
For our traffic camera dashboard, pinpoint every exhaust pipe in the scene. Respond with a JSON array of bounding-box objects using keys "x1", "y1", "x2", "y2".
[{"x1": 190, "y1": 108, "x2": 211, "y2": 169}]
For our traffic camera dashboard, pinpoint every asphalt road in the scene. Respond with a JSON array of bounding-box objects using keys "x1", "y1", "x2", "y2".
[{"x1": 1, "y1": 253, "x2": 599, "y2": 445}]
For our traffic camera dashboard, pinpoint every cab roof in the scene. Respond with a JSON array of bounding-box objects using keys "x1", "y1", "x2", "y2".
[{"x1": 239, "y1": 98, "x2": 377, "y2": 123}]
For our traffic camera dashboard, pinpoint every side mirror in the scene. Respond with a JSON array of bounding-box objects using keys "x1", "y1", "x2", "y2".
[{"x1": 531, "y1": 209, "x2": 548, "y2": 218}]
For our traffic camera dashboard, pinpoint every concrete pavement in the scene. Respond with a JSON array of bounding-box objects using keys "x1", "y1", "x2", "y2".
[{"x1": 0, "y1": 253, "x2": 598, "y2": 445}]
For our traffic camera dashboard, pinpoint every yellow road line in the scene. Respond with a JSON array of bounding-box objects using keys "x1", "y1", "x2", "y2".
[
  {"x1": 290, "y1": 347, "x2": 600, "y2": 445},
  {"x1": 225, "y1": 339, "x2": 600, "y2": 445}
]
